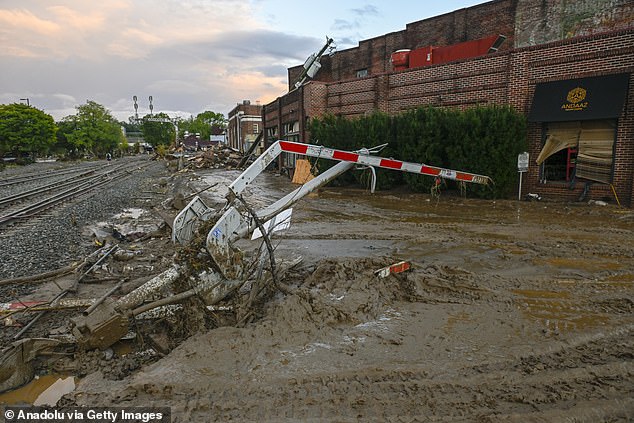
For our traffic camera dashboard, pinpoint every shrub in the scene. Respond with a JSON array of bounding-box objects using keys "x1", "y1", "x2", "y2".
[{"x1": 308, "y1": 105, "x2": 527, "y2": 199}]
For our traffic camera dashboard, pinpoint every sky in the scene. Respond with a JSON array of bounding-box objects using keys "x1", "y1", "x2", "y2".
[{"x1": 0, "y1": 0, "x2": 485, "y2": 122}]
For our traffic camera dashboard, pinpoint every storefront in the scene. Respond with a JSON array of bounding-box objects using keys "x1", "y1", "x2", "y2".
[{"x1": 529, "y1": 73, "x2": 630, "y2": 186}]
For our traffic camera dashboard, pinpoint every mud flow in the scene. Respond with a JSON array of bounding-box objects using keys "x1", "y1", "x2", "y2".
[{"x1": 3, "y1": 168, "x2": 634, "y2": 422}]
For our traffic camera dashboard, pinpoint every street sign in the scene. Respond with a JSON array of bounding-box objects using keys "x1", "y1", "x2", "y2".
[
  {"x1": 517, "y1": 152, "x2": 529, "y2": 200},
  {"x1": 517, "y1": 152, "x2": 529, "y2": 172}
]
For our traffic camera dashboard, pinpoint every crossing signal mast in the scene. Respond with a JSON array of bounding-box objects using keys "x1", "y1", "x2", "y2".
[
  {"x1": 132, "y1": 95, "x2": 179, "y2": 148},
  {"x1": 293, "y1": 36, "x2": 335, "y2": 90}
]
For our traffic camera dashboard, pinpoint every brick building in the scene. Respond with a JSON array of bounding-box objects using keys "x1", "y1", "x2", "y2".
[
  {"x1": 263, "y1": 0, "x2": 634, "y2": 206},
  {"x1": 227, "y1": 100, "x2": 263, "y2": 152}
]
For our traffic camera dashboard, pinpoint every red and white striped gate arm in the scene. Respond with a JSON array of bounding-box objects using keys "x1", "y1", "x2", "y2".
[
  {"x1": 277, "y1": 141, "x2": 492, "y2": 185},
  {"x1": 229, "y1": 140, "x2": 491, "y2": 196}
]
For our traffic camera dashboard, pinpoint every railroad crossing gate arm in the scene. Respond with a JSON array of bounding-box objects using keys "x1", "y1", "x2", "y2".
[
  {"x1": 204, "y1": 139, "x2": 492, "y2": 279},
  {"x1": 228, "y1": 140, "x2": 491, "y2": 200},
  {"x1": 273, "y1": 140, "x2": 493, "y2": 186}
]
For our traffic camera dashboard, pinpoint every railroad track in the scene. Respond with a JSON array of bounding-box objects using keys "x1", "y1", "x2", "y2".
[
  {"x1": 0, "y1": 162, "x2": 103, "y2": 188},
  {"x1": 0, "y1": 158, "x2": 151, "y2": 227}
]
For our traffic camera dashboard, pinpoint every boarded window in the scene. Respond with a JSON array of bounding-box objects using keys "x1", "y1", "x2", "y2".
[{"x1": 575, "y1": 120, "x2": 616, "y2": 184}]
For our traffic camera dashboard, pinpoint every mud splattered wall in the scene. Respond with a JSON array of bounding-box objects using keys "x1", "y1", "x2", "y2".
[{"x1": 515, "y1": 0, "x2": 634, "y2": 47}]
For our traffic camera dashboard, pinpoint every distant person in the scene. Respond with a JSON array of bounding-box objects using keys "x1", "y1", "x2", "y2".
[{"x1": 106, "y1": 152, "x2": 112, "y2": 164}]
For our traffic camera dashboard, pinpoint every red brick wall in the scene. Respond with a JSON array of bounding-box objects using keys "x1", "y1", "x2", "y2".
[
  {"x1": 297, "y1": 29, "x2": 634, "y2": 206},
  {"x1": 288, "y1": 0, "x2": 517, "y2": 89},
  {"x1": 521, "y1": 30, "x2": 634, "y2": 205},
  {"x1": 387, "y1": 53, "x2": 511, "y2": 112},
  {"x1": 227, "y1": 102, "x2": 263, "y2": 151}
]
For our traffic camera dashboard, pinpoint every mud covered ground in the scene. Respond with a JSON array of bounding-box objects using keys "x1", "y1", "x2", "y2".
[{"x1": 5, "y1": 166, "x2": 634, "y2": 421}]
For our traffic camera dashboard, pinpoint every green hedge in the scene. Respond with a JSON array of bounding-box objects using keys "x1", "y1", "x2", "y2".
[{"x1": 308, "y1": 105, "x2": 527, "y2": 198}]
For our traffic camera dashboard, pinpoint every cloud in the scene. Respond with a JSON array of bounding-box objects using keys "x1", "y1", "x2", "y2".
[
  {"x1": 202, "y1": 30, "x2": 321, "y2": 62},
  {"x1": 332, "y1": 19, "x2": 358, "y2": 31},
  {"x1": 350, "y1": 5, "x2": 379, "y2": 17},
  {"x1": 327, "y1": 4, "x2": 381, "y2": 49},
  {"x1": 0, "y1": 9, "x2": 59, "y2": 35},
  {"x1": 0, "y1": 8, "x2": 60, "y2": 58},
  {"x1": 47, "y1": 5, "x2": 108, "y2": 32},
  {"x1": 0, "y1": 0, "x2": 325, "y2": 122},
  {"x1": 252, "y1": 64, "x2": 291, "y2": 78}
]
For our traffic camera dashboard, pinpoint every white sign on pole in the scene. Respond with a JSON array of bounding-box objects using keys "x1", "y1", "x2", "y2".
[
  {"x1": 517, "y1": 152, "x2": 529, "y2": 172},
  {"x1": 517, "y1": 152, "x2": 529, "y2": 200}
]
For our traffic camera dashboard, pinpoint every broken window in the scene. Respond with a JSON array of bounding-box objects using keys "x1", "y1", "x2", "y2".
[
  {"x1": 267, "y1": 126, "x2": 278, "y2": 138},
  {"x1": 538, "y1": 119, "x2": 616, "y2": 184}
]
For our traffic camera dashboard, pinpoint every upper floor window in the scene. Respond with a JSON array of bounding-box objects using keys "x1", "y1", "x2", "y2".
[
  {"x1": 283, "y1": 121, "x2": 299, "y2": 134},
  {"x1": 356, "y1": 69, "x2": 368, "y2": 78}
]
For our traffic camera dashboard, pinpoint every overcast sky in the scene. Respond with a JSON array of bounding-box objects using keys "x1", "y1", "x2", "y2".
[{"x1": 0, "y1": 0, "x2": 484, "y2": 122}]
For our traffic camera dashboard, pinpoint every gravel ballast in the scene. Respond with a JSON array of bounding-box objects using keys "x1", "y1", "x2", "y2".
[{"x1": 0, "y1": 156, "x2": 171, "y2": 282}]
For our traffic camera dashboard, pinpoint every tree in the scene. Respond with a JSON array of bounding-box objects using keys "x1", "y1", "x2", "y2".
[
  {"x1": 178, "y1": 111, "x2": 226, "y2": 140},
  {"x1": 0, "y1": 103, "x2": 57, "y2": 158},
  {"x1": 53, "y1": 118, "x2": 80, "y2": 158},
  {"x1": 140, "y1": 112, "x2": 176, "y2": 147},
  {"x1": 59, "y1": 101, "x2": 125, "y2": 157},
  {"x1": 118, "y1": 138, "x2": 129, "y2": 156}
]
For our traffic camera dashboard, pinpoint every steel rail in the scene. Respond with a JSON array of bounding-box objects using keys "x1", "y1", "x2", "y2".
[
  {"x1": 0, "y1": 163, "x2": 102, "y2": 187},
  {"x1": 0, "y1": 161, "x2": 148, "y2": 226},
  {"x1": 0, "y1": 169, "x2": 98, "y2": 208},
  {"x1": 0, "y1": 162, "x2": 130, "y2": 219}
]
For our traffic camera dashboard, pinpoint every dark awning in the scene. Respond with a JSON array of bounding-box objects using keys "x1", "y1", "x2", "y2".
[{"x1": 528, "y1": 73, "x2": 629, "y2": 122}]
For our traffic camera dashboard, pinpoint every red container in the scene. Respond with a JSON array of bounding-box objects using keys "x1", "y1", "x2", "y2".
[
  {"x1": 432, "y1": 34, "x2": 501, "y2": 65},
  {"x1": 390, "y1": 49, "x2": 411, "y2": 71},
  {"x1": 409, "y1": 46, "x2": 434, "y2": 68}
]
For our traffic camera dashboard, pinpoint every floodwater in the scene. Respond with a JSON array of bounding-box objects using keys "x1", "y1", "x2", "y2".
[
  {"x1": 0, "y1": 375, "x2": 75, "y2": 406},
  {"x1": 13, "y1": 168, "x2": 634, "y2": 420}
]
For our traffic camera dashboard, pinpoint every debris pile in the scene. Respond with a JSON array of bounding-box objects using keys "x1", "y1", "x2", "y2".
[{"x1": 188, "y1": 146, "x2": 243, "y2": 170}]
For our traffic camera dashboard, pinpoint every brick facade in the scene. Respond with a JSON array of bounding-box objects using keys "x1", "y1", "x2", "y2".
[
  {"x1": 227, "y1": 101, "x2": 263, "y2": 152},
  {"x1": 288, "y1": 0, "x2": 517, "y2": 88},
  {"x1": 265, "y1": 0, "x2": 634, "y2": 206}
]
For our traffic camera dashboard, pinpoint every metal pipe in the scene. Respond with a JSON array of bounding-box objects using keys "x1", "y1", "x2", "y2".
[
  {"x1": 83, "y1": 280, "x2": 125, "y2": 315},
  {"x1": 72, "y1": 244, "x2": 119, "y2": 292},
  {"x1": 13, "y1": 290, "x2": 68, "y2": 340}
]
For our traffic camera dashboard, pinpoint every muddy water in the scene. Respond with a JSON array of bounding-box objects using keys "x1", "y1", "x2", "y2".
[
  {"x1": 67, "y1": 170, "x2": 634, "y2": 421},
  {"x1": 0, "y1": 375, "x2": 76, "y2": 406}
]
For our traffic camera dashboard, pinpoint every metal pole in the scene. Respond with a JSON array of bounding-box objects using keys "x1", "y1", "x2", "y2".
[
  {"x1": 518, "y1": 171, "x2": 523, "y2": 201},
  {"x1": 83, "y1": 279, "x2": 125, "y2": 315}
]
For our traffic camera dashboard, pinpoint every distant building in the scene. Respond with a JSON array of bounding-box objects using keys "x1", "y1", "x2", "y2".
[
  {"x1": 122, "y1": 126, "x2": 145, "y2": 152},
  {"x1": 227, "y1": 100, "x2": 263, "y2": 153}
]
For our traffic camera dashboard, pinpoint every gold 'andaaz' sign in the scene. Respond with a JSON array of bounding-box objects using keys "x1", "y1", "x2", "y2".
[{"x1": 562, "y1": 87, "x2": 588, "y2": 112}]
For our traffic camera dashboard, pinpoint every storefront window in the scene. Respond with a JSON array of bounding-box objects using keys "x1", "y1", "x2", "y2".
[{"x1": 538, "y1": 119, "x2": 616, "y2": 184}]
